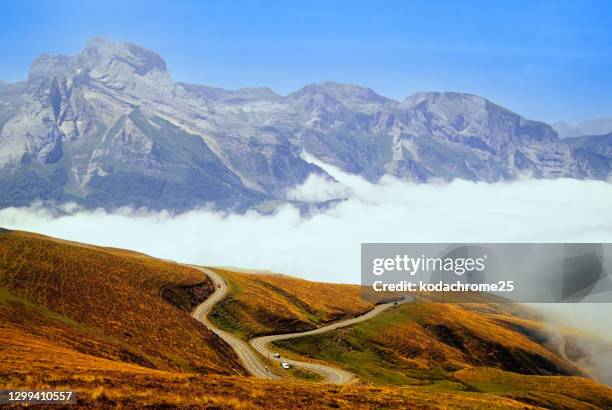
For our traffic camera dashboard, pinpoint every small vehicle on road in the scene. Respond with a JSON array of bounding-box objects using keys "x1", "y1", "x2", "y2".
[
  {"x1": 281, "y1": 362, "x2": 291, "y2": 369},
  {"x1": 273, "y1": 353, "x2": 281, "y2": 358}
]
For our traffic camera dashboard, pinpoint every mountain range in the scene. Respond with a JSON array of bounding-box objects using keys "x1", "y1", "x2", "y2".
[
  {"x1": 553, "y1": 118, "x2": 612, "y2": 139},
  {"x1": 0, "y1": 38, "x2": 610, "y2": 211}
]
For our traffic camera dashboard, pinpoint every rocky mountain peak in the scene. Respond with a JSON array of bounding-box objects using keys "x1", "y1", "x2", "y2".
[
  {"x1": 290, "y1": 82, "x2": 390, "y2": 103},
  {"x1": 287, "y1": 83, "x2": 344, "y2": 112},
  {"x1": 1, "y1": 40, "x2": 610, "y2": 211},
  {"x1": 77, "y1": 38, "x2": 167, "y2": 76},
  {"x1": 287, "y1": 82, "x2": 395, "y2": 115},
  {"x1": 28, "y1": 53, "x2": 73, "y2": 83},
  {"x1": 403, "y1": 91, "x2": 559, "y2": 142},
  {"x1": 27, "y1": 38, "x2": 169, "y2": 90},
  {"x1": 403, "y1": 91, "x2": 487, "y2": 111},
  {"x1": 318, "y1": 81, "x2": 390, "y2": 103}
]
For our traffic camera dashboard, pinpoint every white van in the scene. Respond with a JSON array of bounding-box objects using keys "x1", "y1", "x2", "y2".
[{"x1": 281, "y1": 362, "x2": 291, "y2": 369}]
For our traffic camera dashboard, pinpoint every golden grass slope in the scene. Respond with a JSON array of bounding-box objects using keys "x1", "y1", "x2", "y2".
[
  {"x1": 209, "y1": 267, "x2": 376, "y2": 338},
  {"x1": 0, "y1": 231, "x2": 548, "y2": 409},
  {"x1": 271, "y1": 302, "x2": 612, "y2": 408},
  {"x1": 3, "y1": 362, "x2": 546, "y2": 409},
  {"x1": 455, "y1": 367, "x2": 612, "y2": 410},
  {"x1": 0, "y1": 229, "x2": 244, "y2": 375},
  {"x1": 2, "y1": 229, "x2": 611, "y2": 408},
  {"x1": 273, "y1": 303, "x2": 582, "y2": 383}
]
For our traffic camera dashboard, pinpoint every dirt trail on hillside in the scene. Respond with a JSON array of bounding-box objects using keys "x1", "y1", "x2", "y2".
[
  {"x1": 190, "y1": 265, "x2": 408, "y2": 384},
  {"x1": 190, "y1": 266, "x2": 279, "y2": 379}
]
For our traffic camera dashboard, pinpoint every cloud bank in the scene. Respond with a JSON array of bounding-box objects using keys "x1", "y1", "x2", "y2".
[
  {"x1": 2, "y1": 161, "x2": 612, "y2": 285},
  {"x1": 3, "y1": 159, "x2": 612, "y2": 382}
]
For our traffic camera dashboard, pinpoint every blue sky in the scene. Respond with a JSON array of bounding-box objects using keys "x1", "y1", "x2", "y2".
[{"x1": 1, "y1": 0, "x2": 610, "y2": 123}]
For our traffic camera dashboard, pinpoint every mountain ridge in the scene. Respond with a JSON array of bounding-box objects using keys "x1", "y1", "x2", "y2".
[
  {"x1": 553, "y1": 117, "x2": 612, "y2": 139},
  {"x1": 0, "y1": 38, "x2": 610, "y2": 211}
]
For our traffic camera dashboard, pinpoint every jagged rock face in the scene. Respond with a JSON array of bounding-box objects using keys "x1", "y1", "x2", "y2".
[
  {"x1": 391, "y1": 92, "x2": 571, "y2": 181},
  {"x1": 0, "y1": 39, "x2": 610, "y2": 211},
  {"x1": 564, "y1": 133, "x2": 612, "y2": 179},
  {"x1": 0, "y1": 39, "x2": 315, "y2": 210}
]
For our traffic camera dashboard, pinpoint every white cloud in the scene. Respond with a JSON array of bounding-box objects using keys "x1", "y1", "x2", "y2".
[
  {"x1": 285, "y1": 172, "x2": 350, "y2": 202},
  {"x1": 2, "y1": 161, "x2": 612, "y2": 356},
  {"x1": 2, "y1": 165, "x2": 612, "y2": 284}
]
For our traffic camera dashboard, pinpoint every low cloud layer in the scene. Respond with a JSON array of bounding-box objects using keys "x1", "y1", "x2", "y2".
[
  {"x1": 2, "y1": 160, "x2": 612, "y2": 284},
  {"x1": 2, "y1": 161, "x2": 612, "y2": 355}
]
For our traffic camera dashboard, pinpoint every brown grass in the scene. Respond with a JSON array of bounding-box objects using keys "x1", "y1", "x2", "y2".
[
  {"x1": 209, "y1": 267, "x2": 376, "y2": 338},
  {"x1": 274, "y1": 302, "x2": 584, "y2": 383},
  {"x1": 392, "y1": 303, "x2": 580, "y2": 375},
  {"x1": 1, "y1": 366, "x2": 542, "y2": 409},
  {"x1": 1, "y1": 229, "x2": 610, "y2": 408},
  {"x1": 271, "y1": 301, "x2": 612, "y2": 407},
  {"x1": 454, "y1": 367, "x2": 612, "y2": 409},
  {"x1": 0, "y1": 230, "x2": 244, "y2": 375}
]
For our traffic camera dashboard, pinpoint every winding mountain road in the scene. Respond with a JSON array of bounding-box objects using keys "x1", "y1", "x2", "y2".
[
  {"x1": 189, "y1": 265, "x2": 407, "y2": 384},
  {"x1": 249, "y1": 301, "x2": 406, "y2": 384},
  {"x1": 190, "y1": 266, "x2": 279, "y2": 379}
]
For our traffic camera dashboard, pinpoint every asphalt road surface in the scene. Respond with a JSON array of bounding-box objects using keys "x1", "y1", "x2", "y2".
[
  {"x1": 250, "y1": 299, "x2": 409, "y2": 384},
  {"x1": 190, "y1": 266, "x2": 279, "y2": 379},
  {"x1": 189, "y1": 265, "x2": 408, "y2": 384}
]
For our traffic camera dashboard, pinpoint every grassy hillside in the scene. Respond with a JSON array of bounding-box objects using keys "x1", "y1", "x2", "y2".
[
  {"x1": 271, "y1": 302, "x2": 612, "y2": 408},
  {"x1": 4, "y1": 362, "x2": 548, "y2": 409},
  {"x1": 209, "y1": 267, "x2": 376, "y2": 338},
  {"x1": 0, "y1": 231, "x2": 545, "y2": 408},
  {"x1": 453, "y1": 367, "x2": 612, "y2": 409},
  {"x1": 0, "y1": 229, "x2": 244, "y2": 375},
  {"x1": 2, "y1": 230, "x2": 610, "y2": 408},
  {"x1": 273, "y1": 303, "x2": 580, "y2": 384}
]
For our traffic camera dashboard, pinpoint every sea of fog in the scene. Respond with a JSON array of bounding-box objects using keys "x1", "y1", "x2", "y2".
[{"x1": 2, "y1": 157, "x2": 612, "y2": 363}]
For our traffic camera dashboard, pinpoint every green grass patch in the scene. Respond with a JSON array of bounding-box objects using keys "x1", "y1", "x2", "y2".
[
  {"x1": 272, "y1": 304, "x2": 458, "y2": 387},
  {"x1": 0, "y1": 287, "x2": 84, "y2": 329},
  {"x1": 207, "y1": 271, "x2": 254, "y2": 338}
]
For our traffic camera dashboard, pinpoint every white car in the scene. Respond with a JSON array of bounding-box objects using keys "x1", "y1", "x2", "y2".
[
  {"x1": 281, "y1": 362, "x2": 291, "y2": 369},
  {"x1": 273, "y1": 353, "x2": 281, "y2": 359}
]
